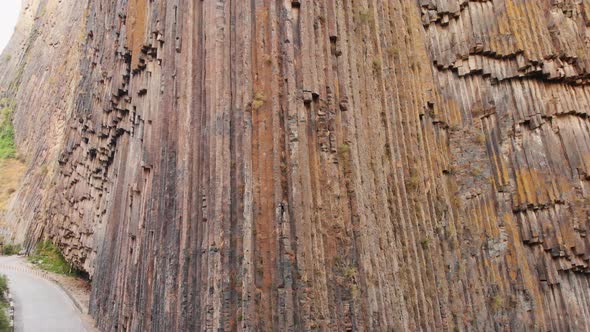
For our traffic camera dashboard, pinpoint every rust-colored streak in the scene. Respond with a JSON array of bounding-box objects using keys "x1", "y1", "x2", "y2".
[
  {"x1": 127, "y1": 0, "x2": 147, "y2": 69},
  {"x1": 251, "y1": 4, "x2": 277, "y2": 329}
]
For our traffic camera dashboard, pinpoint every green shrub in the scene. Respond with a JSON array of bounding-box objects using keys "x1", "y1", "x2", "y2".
[
  {"x1": 420, "y1": 238, "x2": 430, "y2": 250},
  {"x1": 0, "y1": 275, "x2": 7, "y2": 301},
  {"x1": 0, "y1": 274, "x2": 10, "y2": 331},
  {"x1": 28, "y1": 241, "x2": 78, "y2": 276},
  {"x1": 0, "y1": 103, "x2": 16, "y2": 160},
  {"x1": 1, "y1": 243, "x2": 21, "y2": 256},
  {"x1": 0, "y1": 309, "x2": 9, "y2": 332}
]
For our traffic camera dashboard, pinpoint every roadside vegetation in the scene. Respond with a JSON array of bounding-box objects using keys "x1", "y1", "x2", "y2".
[
  {"x1": 0, "y1": 99, "x2": 16, "y2": 159},
  {"x1": 0, "y1": 274, "x2": 11, "y2": 331},
  {"x1": 28, "y1": 241, "x2": 81, "y2": 276},
  {"x1": 1, "y1": 243, "x2": 21, "y2": 256},
  {"x1": 0, "y1": 98, "x2": 26, "y2": 239}
]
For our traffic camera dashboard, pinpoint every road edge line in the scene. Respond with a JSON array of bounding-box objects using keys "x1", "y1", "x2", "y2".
[{"x1": 49, "y1": 277, "x2": 85, "y2": 313}]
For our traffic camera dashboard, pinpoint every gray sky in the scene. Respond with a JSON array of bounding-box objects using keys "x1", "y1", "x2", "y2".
[{"x1": 0, "y1": 1, "x2": 22, "y2": 53}]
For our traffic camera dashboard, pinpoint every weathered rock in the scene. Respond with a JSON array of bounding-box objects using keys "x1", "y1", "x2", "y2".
[{"x1": 1, "y1": 0, "x2": 590, "y2": 331}]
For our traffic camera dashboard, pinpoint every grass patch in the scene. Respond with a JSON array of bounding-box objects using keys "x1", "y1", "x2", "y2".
[
  {"x1": 343, "y1": 266, "x2": 357, "y2": 279},
  {"x1": 386, "y1": 46, "x2": 399, "y2": 58},
  {"x1": 0, "y1": 274, "x2": 10, "y2": 331},
  {"x1": 491, "y1": 294, "x2": 504, "y2": 311},
  {"x1": 0, "y1": 100, "x2": 16, "y2": 160},
  {"x1": 338, "y1": 143, "x2": 350, "y2": 157},
  {"x1": 405, "y1": 173, "x2": 420, "y2": 192},
  {"x1": 252, "y1": 91, "x2": 266, "y2": 111},
  {"x1": 357, "y1": 8, "x2": 374, "y2": 26},
  {"x1": 475, "y1": 131, "x2": 486, "y2": 144},
  {"x1": 420, "y1": 238, "x2": 430, "y2": 250},
  {"x1": 28, "y1": 241, "x2": 79, "y2": 276},
  {"x1": 0, "y1": 276, "x2": 8, "y2": 301},
  {"x1": 372, "y1": 58, "x2": 382, "y2": 74},
  {"x1": 471, "y1": 166, "x2": 484, "y2": 179}
]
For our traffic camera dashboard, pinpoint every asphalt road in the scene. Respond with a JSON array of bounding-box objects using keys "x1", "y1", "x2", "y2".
[{"x1": 0, "y1": 256, "x2": 87, "y2": 332}]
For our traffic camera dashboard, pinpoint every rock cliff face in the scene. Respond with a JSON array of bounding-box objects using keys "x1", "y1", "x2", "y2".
[
  {"x1": 0, "y1": 0, "x2": 87, "y2": 247},
  {"x1": 2, "y1": 0, "x2": 590, "y2": 330}
]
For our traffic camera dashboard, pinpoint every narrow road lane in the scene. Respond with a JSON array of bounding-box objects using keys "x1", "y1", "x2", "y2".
[{"x1": 0, "y1": 256, "x2": 87, "y2": 332}]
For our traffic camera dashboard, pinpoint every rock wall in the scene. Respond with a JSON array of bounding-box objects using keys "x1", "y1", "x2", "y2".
[
  {"x1": 1, "y1": 0, "x2": 590, "y2": 331},
  {"x1": 0, "y1": 0, "x2": 88, "y2": 247}
]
